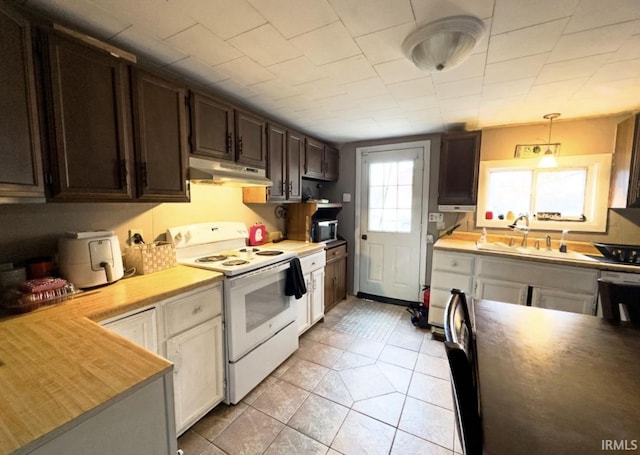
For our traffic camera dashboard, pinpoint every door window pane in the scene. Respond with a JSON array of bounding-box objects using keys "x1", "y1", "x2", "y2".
[{"x1": 368, "y1": 160, "x2": 413, "y2": 233}]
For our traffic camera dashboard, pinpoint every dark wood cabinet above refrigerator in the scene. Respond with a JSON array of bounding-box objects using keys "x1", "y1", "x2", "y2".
[{"x1": 610, "y1": 113, "x2": 640, "y2": 209}]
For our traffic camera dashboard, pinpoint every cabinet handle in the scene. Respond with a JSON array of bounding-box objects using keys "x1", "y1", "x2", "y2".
[
  {"x1": 192, "y1": 305, "x2": 203, "y2": 315},
  {"x1": 288, "y1": 181, "x2": 293, "y2": 192},
  {"x1": 119, "y1": 159, "x2": 128, "y2": 189},
  {"x1": 238, "y1": 136, "x2": 243, "y2": 155},
  {"x1": 266, "y1": 186, "x2": 271, "y2": 199},
  {"x1": 282, "y1": 180, "x2": 286, "y2": 194}
]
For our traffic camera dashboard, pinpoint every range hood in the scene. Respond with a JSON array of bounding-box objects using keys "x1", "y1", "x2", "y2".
[{"x1": 189, "y1": 157, "x2": 272, "y2": 187}]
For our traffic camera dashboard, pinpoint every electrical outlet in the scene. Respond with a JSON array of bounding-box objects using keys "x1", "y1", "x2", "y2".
[
  {"x1": 437, "y1": 221, "x2": 446, "y2": 230},
  {"x1": 428, "y1": 212, "x2": 444, "y2": 222},
  {"x1": 128, "y1": 228, "x2": 144, "y2": 245}
]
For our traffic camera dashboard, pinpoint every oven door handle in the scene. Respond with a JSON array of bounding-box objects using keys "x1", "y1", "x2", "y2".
[{"x1": 228, "y1": 260, "x2": 291, "y2": 282}]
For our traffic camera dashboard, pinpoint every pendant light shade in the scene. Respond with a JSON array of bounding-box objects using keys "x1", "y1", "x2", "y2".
[
  {"x1": 539, "y1": 113, "x2": 561, "y2": 168},
  {"x1": 402, "y1": 15, "x2": 485, "y2": 72}
]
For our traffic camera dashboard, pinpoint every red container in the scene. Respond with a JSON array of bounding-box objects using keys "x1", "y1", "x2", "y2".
[{"x1": 248, "y1": 224, "x2": 267, "y2": 246}]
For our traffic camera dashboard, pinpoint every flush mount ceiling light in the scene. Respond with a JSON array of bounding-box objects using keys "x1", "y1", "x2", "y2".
[
  {"x1": 539, "y1": 113, "x2": 561, "y2": 168},
  {"x1": 402, "y1": 15, "x2": 485, "y2": 72}
]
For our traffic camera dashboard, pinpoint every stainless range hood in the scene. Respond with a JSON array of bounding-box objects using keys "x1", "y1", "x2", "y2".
[{"x1": 189, "y1": 157, "x2": 272, "y2": 187}]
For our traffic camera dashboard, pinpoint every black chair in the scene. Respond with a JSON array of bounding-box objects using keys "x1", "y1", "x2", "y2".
[
  {"x1": 597, "y1": 279, "x2": 640, "y2": 326},
  {"x1": 444, "y1": 289, "x2": 482, "y2": 455}
]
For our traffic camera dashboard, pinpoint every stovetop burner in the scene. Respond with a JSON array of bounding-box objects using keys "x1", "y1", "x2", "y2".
[
  {"x1": 223, "y1": 259, "x2": 250, "y2": 266},
  {"x1": 256, "y1": 250, "x2": 283, "y2": 256},
  {"x1": 196, "y1": 255, "x2": 231, "y2": 263}
]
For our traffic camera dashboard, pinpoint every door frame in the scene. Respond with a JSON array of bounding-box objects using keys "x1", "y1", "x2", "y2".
[{"x1": 353, "y1": 140, "x2": 431, "y2": 300}]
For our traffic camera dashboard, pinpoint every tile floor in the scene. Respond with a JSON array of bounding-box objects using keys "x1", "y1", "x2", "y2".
[{"x1": 178, "y1": 297, "x2": 462, "y2": 455}]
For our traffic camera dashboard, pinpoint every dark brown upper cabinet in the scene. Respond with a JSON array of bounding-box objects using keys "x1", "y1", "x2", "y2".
[
  {"x1": 438, "y1": 131, "x2": 481, "y2": 209},
  {"x1": 39, "y1": 30, "x2": 134, "y2": 201},
  {"x1": 235, "y1": 108, "x2": 266, "y2": 168},
  {"x1": 0, "y1": 3, "x2": 44, "y2": 202},
  {"x1": 303, "y1": 138, "x2": 339, "y2": 181},
  {"x1": 189, "y1": 90, "x2": 234, "y2": 162},
  {"x1": 610, "y1": 114, "x2": 640, "y2": 209},
  {"x1": 286, "y1": 129, "x2": 303, "y2": 201},
  {"x1": 131, "y1": 69, "x2": 189, "y2": 202}
]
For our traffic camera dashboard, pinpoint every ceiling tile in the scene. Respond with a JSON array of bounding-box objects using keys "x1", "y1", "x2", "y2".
[
  {"x1": 588, "y1": 58, "x2": 640, "y2": 85},
  {"x1": 387, "y1": 77, "x2": 435, "y2": 100},
  {"x1": 248, "y1": 0, "x2": 338, "y2": 38},
  {"x1": 171, "y1": 0, "x2": 266, "y2": 40},
  {"x1": 294, "y1": 79, "x2": 347, "y2": 100},
  {"x1": 250, "y1": 79, "x2": 303, "y2": 100},
  {"x1": 165, "y1": 25, "x2": 241, "y2": 66},
  {"x1": 491, "y1": 0, "x2": 579, "y2": 35},
  {"x1": 291, "y1": 21, "x2": 361, "y2": 65},
  {"x1": 488, "y1": 19, "x2": 568, "y2": 64},
  {"x1": 165, "y1": 56, "x2": 228, "y2": 83},
  {"x1": 350, "y1": 94, "x2": 397, "y2": 110},
  {"x1": 267, "y1": 56, "x2": 328, "y2": 85},
  {"x1": 609, "y1": 34, "x2": 640, "y2": 62},
  {"x1": 109, "y1": 26, "x2": 187, "y2": 66},
  {"x1": 484, "y1": 54, "x2": 549, "y2": 84},
  {"x1": 321, "y1": 55, "x2": 377, "y2": 84},
  {"x1": 211, "y1": 78, "x2": 259, "y2": 99},
  {"x1": 435, "y1": 77, "x2": 484, "y2": 99},
  {"x1": 527, "y1": 78, "x2": 589, "y2": 102},
  {"x1": 548, "y1": 21, "x2": 638, "y2": 63},
  {"x1": 536, "y1": 54, "x2": 609, "y2": 85},
  {"x1": 92, "y1": 0, "x2": 197, "y2": 40},
  {"x1": 328, "y1": 0, "x2": 414, "y2": 37},
  {"x1": 396, "y1": 95, "x2": 440, "y2": 111},
  {"x1": 564, "y1": 0, "x2": 640, "y2": 33},
  {"x1": 354, "y1": 22, "x2": 416, "y2": 65},
  {"x1": 439, "y1": 95, "x2": 481, "y2": 113},
  {"x1": 411, "y1": 0, "x2": 494, "y2": 23},
  {"x1": 340, "y1": 77, "x2": 390, "y2": 99},
  {"x1": 229, "y1": 24, "x2": 302, "y2": 66},
  {"x1": 482, "y1": 78, "x2": 535, "y2": 99},
  {"x1": 26, "y1": 0, "x2": 131, "y2": 39},
  {"x1": 374, "y1": 59, "x2": 426, "y2": 84},
  {"x1": 214, "y1": 57, "x2": 277, "y2": 86}
]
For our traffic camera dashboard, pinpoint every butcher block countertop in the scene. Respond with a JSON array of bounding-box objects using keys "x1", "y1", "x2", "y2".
[
  {"x1": 436, "y1": 232, "x2": 640, "y2": 273},
  {"x1": 0, "y1": 265, "x2": 223, "y2": 454}
]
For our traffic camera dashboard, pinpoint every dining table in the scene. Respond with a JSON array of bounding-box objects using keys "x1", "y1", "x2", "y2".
[{"x1": 473, "y1": 299, "x2": 640, "y2": 455}]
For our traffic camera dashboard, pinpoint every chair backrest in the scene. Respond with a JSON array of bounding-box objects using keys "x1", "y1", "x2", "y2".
[
  {"x1": 598, "y1": 279, "x2": 640, "y2": 325},
  {"x1": 444, "y1": 289, "x2": 482, "y2": 455}
]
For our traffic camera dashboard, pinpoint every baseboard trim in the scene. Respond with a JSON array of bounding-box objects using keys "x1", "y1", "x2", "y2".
[{"x1": 356, "y1": 292, "x2": 420, "y2": 307}]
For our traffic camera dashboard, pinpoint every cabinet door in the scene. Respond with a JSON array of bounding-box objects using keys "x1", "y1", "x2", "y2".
[
  {"x1": 310, "y1": 268, "x2": 325, "y2": 324},
  {"x1": 166, "y1": 316, "x2": 224, "y2": 435},
  {"x1": 190, "y1": 91, "x2": 234, "y2": 161},
  {"x1": 102, "y1": 307, "x2": 158, "y2": 354},
  {"x1": 266, "y1": 122, "x2": 287, "y2": 202},
  {"x1": 475, "y1": 278, "x2": 528, "y2": 305},
  {"x1": 235, "y1": 108, "x2": 266, "y2": 168},
  {"x1": 324, "y1": 145, "x2": 339, "y2": 181},
  {"x1": 44, "y1": 32, "x2": 133, "y2": 200},
  {"x1": 531, "y1": 288, "x2": 596, "y2": 315},
  {"x1": 304, "y1": 137, "x2": 324, "y2": 179},
  {"x1": 286, "y1": 129, "x2": 303, "y2": 202},
  {"x1": 334, "y1": 255, "x2": 347, "y2": 304},
  {"x1": 132, "y1": 70, "x2": 189, "y2": 201},
  {"x1": 296, "y1": 273, "x2": 312, "y2": 335},
  {"x1": 0, "y1": 4, "x2": 44, "y2": 200},
  {"x1": 438, "y1": 131, "x2": 481, "y2": 206}
]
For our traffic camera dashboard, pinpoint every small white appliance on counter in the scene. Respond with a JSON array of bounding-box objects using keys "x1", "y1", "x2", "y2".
[{"x1": 58, "y1": 231, "x2": 124, "y2": 289}]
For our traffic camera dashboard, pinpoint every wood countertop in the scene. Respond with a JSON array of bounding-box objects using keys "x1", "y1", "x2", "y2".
[
  {"x1": 435, "y1": 232, "x2": 640, "y2": 273},
  {"x1": 0, "y1": 265, "x2": 224, "y2": 454}
]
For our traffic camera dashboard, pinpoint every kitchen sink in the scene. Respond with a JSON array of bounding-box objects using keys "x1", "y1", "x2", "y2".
[{"x1": 475, "y1": 242, "x2": 598, "y2": 262}]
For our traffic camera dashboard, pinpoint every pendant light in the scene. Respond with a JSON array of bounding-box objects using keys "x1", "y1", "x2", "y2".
[
  {"x1": 402, "y1": 16, "x2": 485, "y2": 72},
  {"x1": 539, "y1": 113, "x2": 560, "y2": 168}
]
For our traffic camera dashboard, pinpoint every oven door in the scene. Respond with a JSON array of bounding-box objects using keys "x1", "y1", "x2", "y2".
[{"x1": 224, "y1": 261, "x2": 295, "y2": 361}]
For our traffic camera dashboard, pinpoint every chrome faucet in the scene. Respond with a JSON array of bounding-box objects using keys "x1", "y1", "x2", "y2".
[{"x1": 508, "y1": 214, "x2": 530, "y2": 247}]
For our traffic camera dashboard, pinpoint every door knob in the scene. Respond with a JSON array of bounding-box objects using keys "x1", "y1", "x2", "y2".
[{"x1": 361, "y1": 234, "x2": 367, "y2": 240}]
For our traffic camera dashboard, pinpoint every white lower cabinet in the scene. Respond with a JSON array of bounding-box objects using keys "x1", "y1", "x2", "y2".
[
  {"x1": 101, "y1": 306, "x2": 159, "y2": 354},
  {"x1": 297, "y1": 252, "x2": 326, "y2": 335},
  {"x1": 531, "y1": 287, "x2": 595, "y2": 314},
  {"x1": 428, "y1": 250, "x2": 475, "y2": 328},
  {"x1": 474, "y1": 277, "x2": 529, "y2": 305},
  {"x1": 162, "y1": 283, "x2": 224, "y2": 436}
]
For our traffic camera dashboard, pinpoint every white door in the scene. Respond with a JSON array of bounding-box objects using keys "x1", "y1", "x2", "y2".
[{"x1": 359, "y1": 146, "x2": 426, "y2": 302}]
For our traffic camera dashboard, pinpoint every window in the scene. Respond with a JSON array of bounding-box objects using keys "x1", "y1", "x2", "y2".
[
  {"x1": 476, "y1": 154, "x2": 612, "y2": 232},
  {"x1": 368, "y1": 160, "x2": 413, "y2": 233}
]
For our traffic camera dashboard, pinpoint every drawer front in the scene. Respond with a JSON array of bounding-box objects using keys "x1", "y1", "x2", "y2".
[
  {"x1": 299, "y1": 251, "x2": 326, "y2": 274},
  {"x1": 475, "y1": 256, "x2": 543, "y2": 284},
  {"x1": 541, "y1": 266, "x2": 598, "y2": 294},
  {"x1": 326, "y1": 244, "x2": 347, "y2": 262},
  {"x1": 165, "y1": 284, "x2": 222, "y2": 337},
  {"x1": 431, "y1": 271, "x2": 474, "y2": 299},
  {"x1": 432, "y1": 251, "x2": 474, "y2": 274}
]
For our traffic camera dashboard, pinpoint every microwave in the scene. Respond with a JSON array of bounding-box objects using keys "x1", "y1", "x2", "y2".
[{"x1": 312, "y1": 220, "x2": 338, "y2": 242}]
